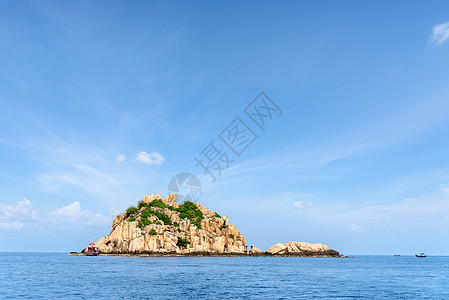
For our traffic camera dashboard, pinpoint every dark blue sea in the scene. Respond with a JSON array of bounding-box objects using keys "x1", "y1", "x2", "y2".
[{"x1": 0, "y1": 253, "x2": 448, "y2": 299}]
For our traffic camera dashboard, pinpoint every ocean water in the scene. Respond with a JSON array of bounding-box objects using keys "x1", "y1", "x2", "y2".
[{"x1": 0, "y1": 253, "x2": 448, "y2": 299}]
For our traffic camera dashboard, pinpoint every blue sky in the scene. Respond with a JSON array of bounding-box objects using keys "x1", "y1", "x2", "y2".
[{"x1": 1, "y1": 0, "x2": 449, "y2": 254}]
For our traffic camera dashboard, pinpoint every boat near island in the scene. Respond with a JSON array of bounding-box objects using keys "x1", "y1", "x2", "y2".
[
  {"x1": 415, "y1": 252, "x2": 427, "y2": 258},
  {"x1": 85, "y1": 242, "x2": 99, "y2": 256}
]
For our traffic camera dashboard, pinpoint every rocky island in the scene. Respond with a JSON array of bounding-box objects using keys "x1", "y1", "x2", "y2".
[{"x1": 72, "y1": 193, "x2": 342, "y2": 257}]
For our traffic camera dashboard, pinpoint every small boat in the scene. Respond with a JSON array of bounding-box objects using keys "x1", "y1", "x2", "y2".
[
  {"x1": 85, "y1": 242, "x2": 99, "y2": 256},
  {"x1": 415, "y1": 252, "x2": 427, "y2": 258},
  {"x1": 394, "y1": 254, "x2": 401, "y2": 256}
]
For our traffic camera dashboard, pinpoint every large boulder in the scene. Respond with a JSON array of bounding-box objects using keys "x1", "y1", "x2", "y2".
[
  {"x1": 267, "y1": 241, "x2": 339, "y2": 256},
  {"x1": 163, "y1": 193, "x2": 177, "y2": 207},
  {"x1": 251, "y1": 247, "x2": 264, "y2": 254}
]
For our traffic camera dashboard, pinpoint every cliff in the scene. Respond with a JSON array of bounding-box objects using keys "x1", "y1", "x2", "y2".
[
  {"x1": 86, "y1": 193, "x2": 245, "y2": 255},
  {"x1": 81, "y1": 193, "x2": 341, "y2": 257}
]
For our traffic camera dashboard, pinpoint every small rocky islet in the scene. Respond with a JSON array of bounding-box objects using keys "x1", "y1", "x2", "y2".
[{"x1": 71, "y1": 193, "x2": 342, "y2": 257}]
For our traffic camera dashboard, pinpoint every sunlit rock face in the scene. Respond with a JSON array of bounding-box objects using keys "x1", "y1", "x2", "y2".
[
  {"x1": 267, "y1": 242, "x2": 340, "y2": 256},
  {"x1": 90, "y1": 193, "x2": 246, "y2": 255}
]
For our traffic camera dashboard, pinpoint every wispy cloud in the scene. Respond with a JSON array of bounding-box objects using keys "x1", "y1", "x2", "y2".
[
  {"x1": 439, "y1": 183, "x2": 449, "y2": 194},
  {"x1": 37, "y1": 164, "x2": 121, "y2": 196},
  {"x1": 305, "y1": 183, "x2": 449, "y2": 233},
  {"x1": 135, "y1": 151, "x2": 166, "y2": 165},
  {"x1": 30, "y1": 140, "x2": 169, "y2": 208},
  {"x1": 115, "y1": 153, "x2": 126, "y2": 163},
  {"x1": 293, "y1": 201, "x2": 313, "y2": 209},
  {"x1": 350, "y1": 224, "x2": 363, "y2": 232},
  {"x1": 429, "y1": 21, "x2": 449, "y2": 47}
]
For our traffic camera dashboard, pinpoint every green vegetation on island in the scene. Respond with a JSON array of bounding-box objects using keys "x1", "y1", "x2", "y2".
[
  {"x1": 176, "y1": 237, "x2": 190, "y2": 248},
  {"x1": 177, "y1": 201, "x2": 204, "y2": 229},
  {"x1": 125, "y1": 199, "x2": 205, "y2": 229}
]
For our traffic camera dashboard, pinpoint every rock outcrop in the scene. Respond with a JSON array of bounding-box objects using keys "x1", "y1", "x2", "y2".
[
  {"x1": 80, "y1": 193, "x2": 341, "y2": 257},
  {"x1": 266, "y1": 241, "x2": 340, "y2": 256},
  {"x1": 87, "y1": 194, "x2": 245, "y2": 255},
  {"x1": 250, "y1": 247, "x2": 264, "y2": 254}
]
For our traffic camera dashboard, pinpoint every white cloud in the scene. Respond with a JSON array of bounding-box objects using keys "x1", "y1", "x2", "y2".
[
  {"x1": 46, "y1": 202, "x2": 112, "y2": 226},
  {"x1": 439, "y1": 183, "x2": 449, "y2": 194},
  {"x1": 0, "y1": 198, "x2": 112, "y2": 231},
  {"x1": 293, "y1": 201, "x2": 313, "y2": 209},
  {"x1": 0, "y1": 221, "x2": 27, "y2": 230},
  {"x1": 0, "y1": 198, "x2": 38, "y2": 230},
  {"x1": 429, "y1": 21, "x2": 449, "y2": 46},
  {"x1": 350, "y1": 224, "x2": 363, "y2": 232},
  {"x1": 115, "y1": 154, "x2": 126, "y2": 163},
  {"x1": 135, "y1": 151, "x2": 165, "y2": 165},
  {"x1": 47, "y1": 202, "x2": 85, "y2": 221}
]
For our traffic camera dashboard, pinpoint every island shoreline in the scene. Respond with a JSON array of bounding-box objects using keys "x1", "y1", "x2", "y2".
[
  {"x1": 69, "y1": 252, "x2": 346, "y2": 258},
  {"x1": 75, "y1": 193, "x2": 344, "y2": 258}
]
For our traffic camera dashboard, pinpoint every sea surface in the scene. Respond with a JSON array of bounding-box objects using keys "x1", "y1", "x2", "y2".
[{"x1": 0, "y1": 253, "x2": 448, "y2": 299}]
